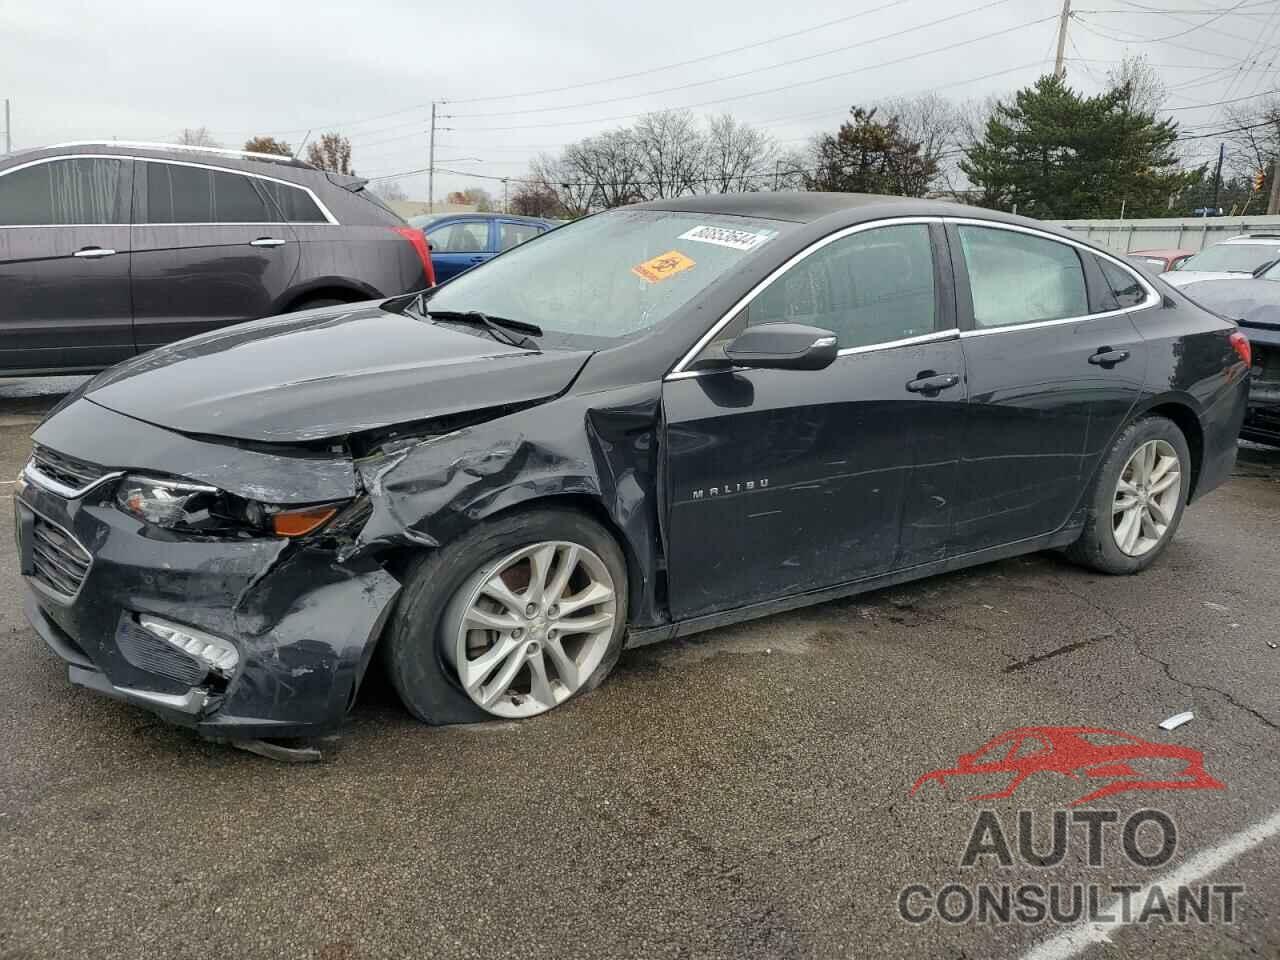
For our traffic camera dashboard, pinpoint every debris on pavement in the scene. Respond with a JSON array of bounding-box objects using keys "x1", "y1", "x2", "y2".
[{"x1": 1158, "y1": 711, "x2": 1195, "y2": 731}]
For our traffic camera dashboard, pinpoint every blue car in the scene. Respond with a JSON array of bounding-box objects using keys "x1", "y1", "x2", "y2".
[{"x1": 409, "y1": 213, "x2": 557, "y2": 282}]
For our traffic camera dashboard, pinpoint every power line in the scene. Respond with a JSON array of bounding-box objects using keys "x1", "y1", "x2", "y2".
[
  {"x1": 1075, "y1": 0, "x2": 1253, "y2": 42},
  {"x1": 448, "y1": 0, "x2": 1021, "y2": 119},
  {"x1": 1165, "y1": 89, "x2": 1278, "y2": 110},
  {"x1": 450, "y1": 14, "x2": 1057, "y2": 133}
]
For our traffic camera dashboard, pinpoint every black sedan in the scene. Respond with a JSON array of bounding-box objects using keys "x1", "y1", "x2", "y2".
[
  {"x1": 1177, "y1": 273, "x2": 1280, "y2": 445},
  {"x1": 15, "y1": 193, "x2": 1249, "y2": 747}
]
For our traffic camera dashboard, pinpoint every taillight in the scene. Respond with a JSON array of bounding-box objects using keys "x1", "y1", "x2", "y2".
[
  {"x1": 1229, "y1": 330, "x2": 1252, "y2": 368},
  {"x1": 393, "y1": 226, "x2": 435, "y2": 287}
]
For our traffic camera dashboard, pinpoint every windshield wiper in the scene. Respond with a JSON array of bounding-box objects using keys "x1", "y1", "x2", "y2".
[{"x1": 425, "y1": 309, "x2": 542, "y2": 349}]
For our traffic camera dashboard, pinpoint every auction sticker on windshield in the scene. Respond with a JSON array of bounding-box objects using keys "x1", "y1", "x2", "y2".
[
  {"x1": 677, "y1": 224, "x2": 775, "y2": 251},
  {"x1": 632, "y1": 250, "x2": 696, "y2": 283}
]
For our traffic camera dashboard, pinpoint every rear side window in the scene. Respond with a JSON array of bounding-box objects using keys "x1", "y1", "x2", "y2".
[
  {"x1": 958, "y1": 226, "x2": 1088, "y2": 328},
  {"x1": 255, "y1": 179, "x2": 329, "y2": 222},
  {"x1": 427, "y1": 220, "x2": 490, "y2": 253},
  {"x1": 0, "y1": 158, "x2": 128, "y2": 225},
  {"x1": 500, "y1": 221, "x2": 542, "y2": 251},
  {"x1": 1099, "y1": 258, "x2": 1147, "y2": 309},
  {"x1": 145, "y1": 163, "x2": 272, "y2": 223}
]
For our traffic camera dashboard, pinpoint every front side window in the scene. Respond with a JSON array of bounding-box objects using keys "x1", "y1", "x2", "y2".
[
  {"x1": 424, "y1": 209, "x2": 793, "y2": 346},
  {"x1": 0, "y1": 158, "x2": 127, "y2": 226},
  {"x1": 742, "y1": 223, "x2": 937, "y2": 349},
  {"x1": 145, "y1": 163, "x2": 272, "y2": 223},
  {"x1": 959, "y1": 226, "x2": 1088, "y2": 329},
  {"x1": 428, "y1": 220, "x2": 490, "y2": 253}
]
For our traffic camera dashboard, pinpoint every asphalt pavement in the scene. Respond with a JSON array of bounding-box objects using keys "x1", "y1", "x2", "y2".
[{"x1": 0, "y1": 380, "x2": 1276, "y2": 960}]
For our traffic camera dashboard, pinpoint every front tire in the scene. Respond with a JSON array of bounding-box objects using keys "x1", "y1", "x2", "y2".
[
  {"x1": 1064, "y1": 415, "x2": 1191, "y2": 575},
  {"x1": 385, "y1": 508, "x2": 628, "y2": 725}
]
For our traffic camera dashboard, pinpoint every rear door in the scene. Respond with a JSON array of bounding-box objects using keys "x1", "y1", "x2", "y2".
[
  {"x1": 0, "y1": 155, "x2": 135, "y2": 373},
  {"x1": 949, "y1": 222, "x2": 1150, "y2": 553},
  {"x1": 130, "y1": 159, "x2": 300, "y2": 350},
  {"x1": 662, "y1": 221, "x2": 967, "y2": 621},
  {"x1": 426, "y1": 218, "x2": 493, "y2": 281}
]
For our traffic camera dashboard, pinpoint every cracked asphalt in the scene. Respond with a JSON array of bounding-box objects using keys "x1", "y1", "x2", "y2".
[{"x1": 0, "y1": 379, "x2": 1276, "y2": 960}]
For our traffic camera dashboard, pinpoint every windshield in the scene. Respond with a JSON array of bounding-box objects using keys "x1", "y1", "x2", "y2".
[
  {"x1": 1180, "y1": 242, "x2": 1280, "y2": 274},
  {"x1": 423, "y1": 209, "x2": 792, "y2": 346}
]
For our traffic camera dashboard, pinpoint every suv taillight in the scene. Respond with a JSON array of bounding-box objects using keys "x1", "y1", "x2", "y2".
[
  {"x1": 393, "y1": 226, "x2": 436, "y2": 287},
  {"x1": 1230, "y1": 330, "x2": 1252, "y2": 368}
]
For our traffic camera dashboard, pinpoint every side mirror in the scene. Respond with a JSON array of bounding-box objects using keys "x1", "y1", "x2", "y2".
[{"x1": 723, "y1": 322, "x2": 838, "y2": 371}]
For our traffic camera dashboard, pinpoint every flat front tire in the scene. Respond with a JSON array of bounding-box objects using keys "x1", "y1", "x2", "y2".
[
  {"x1": 1064, "y1": 415, "x2": 1191, "y2": 575},
  {"x1": 385, "y1": 508, "x2": 628, "y2": 725}
]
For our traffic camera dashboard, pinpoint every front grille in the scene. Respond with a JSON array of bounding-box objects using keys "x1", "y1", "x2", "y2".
[
  {"x1": 29, "y1": 513, "x2": 92, "y2": 599},
  {"x1": 115, "y1": 619, "x2": 208, "y2": 686},
  {"x1": 28, "y1": 445, "x2": 111, "y2": 495},
  {"x1": 1252, "y1": 344, "x2": 1280, "y2": 384}
]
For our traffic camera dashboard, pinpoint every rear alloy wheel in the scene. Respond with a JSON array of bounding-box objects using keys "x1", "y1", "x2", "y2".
[
  {"x1": 1064, "y1": 415, "x2": 1191, "y2": 575},
  {"x1": 1112, "y1": 439, "x2": 1182, "y2": 557},
  {"x1": 442, "y1": 541, "x2": 618, "y2": 718}
]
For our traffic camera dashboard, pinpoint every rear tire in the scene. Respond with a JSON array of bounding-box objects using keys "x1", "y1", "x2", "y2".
[
  {"x1": 1064, "y1": 415, "x2": 1191, "y2": 575},
  {"x1": 385, "y1": 508, "x2": 628, "y2": 725}
]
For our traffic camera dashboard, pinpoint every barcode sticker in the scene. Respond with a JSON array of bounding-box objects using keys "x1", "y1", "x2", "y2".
[{"x1": 677, "y1": 225, "x2": 774, "y2": 251}]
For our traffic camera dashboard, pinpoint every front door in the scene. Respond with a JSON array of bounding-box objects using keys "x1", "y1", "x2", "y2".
[
  {"x1": 427, "y1": 218, "x2": 493, "y2": 282},
  {"x1": 0, "y1": 155, "x2": 135, "y2": 373},
  {"x1": 130, "y1": 159, "x2": 300, "y2": 350},
  {"x1": 663, "y1": 221, "x2": 968, "y2": 621},
  {"x1": 948, "y1": 223, "x2": 1149, "y2": 553}
]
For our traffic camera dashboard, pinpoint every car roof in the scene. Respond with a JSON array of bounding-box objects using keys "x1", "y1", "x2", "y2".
[
  {"x1": 1131, "y1": 248, "x2": 1194, "y2": 257},
  {"x1": 629, "y1": 192, "x2": 1076, "y2": 235},
  {"x1": 1220, "y1": 235, "x2": 1280, "y2": 245}
]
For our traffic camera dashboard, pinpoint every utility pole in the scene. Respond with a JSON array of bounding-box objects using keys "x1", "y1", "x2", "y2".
[
  {"x1": 1211, "y1": 142, "x2": 1225, "y2": 215},
  {"x1": 3, "y1": 99, "x2": 10, "y2": 154},
  {"x1": 1054, "y1": 0, "x2": 1072, "y2": 80},
  {"x1": 1269, "y1": 156, "x2": 1280, "y2": 215},
  {"x1": 501, "y1": 178, "x2": 509, "y2": 213},
  {"x1": 427, "y1": 102, "x2": 437, "y2": 214}
]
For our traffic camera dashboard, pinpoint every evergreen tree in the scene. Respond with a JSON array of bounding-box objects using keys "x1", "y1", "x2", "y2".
[{"x1": 805, "y1": 107, "x2": 937, "y2": 197}]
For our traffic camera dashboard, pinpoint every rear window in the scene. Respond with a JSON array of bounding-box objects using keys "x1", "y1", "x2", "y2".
[
  {"x1": 1181, "y1": 242, "x2": 1280, "y2": 274},
  {"x1": 254, "y1": 179, "x2": 328, "y2": 223}
]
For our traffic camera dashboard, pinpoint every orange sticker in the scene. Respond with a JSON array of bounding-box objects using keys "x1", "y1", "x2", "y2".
[{"x1": 631, "y1": 250, "x2": 695, "y2": 283}]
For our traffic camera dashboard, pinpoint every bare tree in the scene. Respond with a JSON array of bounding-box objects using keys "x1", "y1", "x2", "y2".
[
  {"x1": 373, "y1": 180, "x2": 408, "y2": 202},
  {"x1": 702, "y1": 114, "x2": 777, "y2": 193},
  {"x1": 565, "y1": 129, "x2": 643, "y2": 208},
  {"x1": 177, "y1": 127, "x2": 220, "y2": 148},
  {"x1": 509, "y1": 181, "x2": 564, "y2": 217},
  {"x1": 1106, "y1": 55, "x2": 1168, "y2": 115},
  {"x1": 305, "y1": 132, "x2": 354, "y2": 175},
  {"x1": 529, "y1": 153, "x2": 595, "y2": 218},
  {"x1": 875, "y1": 93, "x2": 962, "y2": 195},
  {"x1": 633, "y1": 110, "x2": 705, "y2": 200}
]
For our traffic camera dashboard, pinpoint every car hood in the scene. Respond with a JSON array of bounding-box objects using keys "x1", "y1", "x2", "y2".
[
  {"x1": 82, "y1": 301, "x2": 592, "y2": 443},
  {"x1": 1161, "y1": 270, "x2": 1252, "y2": 287}
]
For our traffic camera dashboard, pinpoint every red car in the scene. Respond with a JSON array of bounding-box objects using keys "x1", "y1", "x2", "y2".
[
  {"x1": 1129, "y1": 248, "x2": 1195, "y2": 273},
  {"x1": 910, "y1": 726, "x2": 1224, "y2": 805}
]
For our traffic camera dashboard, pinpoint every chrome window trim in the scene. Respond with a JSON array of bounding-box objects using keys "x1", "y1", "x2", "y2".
[
  {"x1": 942, "y1": 217, "x2": 1161, "y2": 335},
  {"x1": 49, "y1": 139, "x2": 315, "y2": 166},
  {"x1": 23, "y1": 460, "x2": 124, "y2": 500},
  {"x1": 0, "y1": 153, "x2": 338, "y2": 226},
  {"x1": 667, "y1": 216, "x2": 941, "y2": 379}
]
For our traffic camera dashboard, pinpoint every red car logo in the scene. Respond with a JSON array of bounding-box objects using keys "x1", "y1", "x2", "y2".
[{"x1": 910, "y1": 726, "x2": 1225, "y2": 806}]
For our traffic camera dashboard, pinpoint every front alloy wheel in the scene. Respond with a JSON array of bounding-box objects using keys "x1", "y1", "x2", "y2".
[
  {"x1": 443, "y1": 541, "x2": 618, "y2": 718},
  {"x1": 1112, "y1": 439, "x2": 1182, "y2": 557}
]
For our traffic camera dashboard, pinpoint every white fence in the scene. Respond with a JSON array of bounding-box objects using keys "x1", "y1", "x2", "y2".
[{"x1": 1047, "y1": 216, "x2": 1280, "y2": 254}]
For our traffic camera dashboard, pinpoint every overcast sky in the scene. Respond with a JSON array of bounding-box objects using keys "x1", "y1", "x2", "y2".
[{"x1": 2, "y1": 0, "x2": 1274, "y2": 200}]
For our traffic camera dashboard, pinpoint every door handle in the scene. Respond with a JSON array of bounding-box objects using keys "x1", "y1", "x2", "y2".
[
  {"x1": 250, "y1": 237, "x2": 287, "y2": 248},
  {"x1": 1088, "y1": 348, "x2": 1130, "y2": 367},
  {"x1": 73, "y1": 247, "x2": 116, "y2": 259},
  {"x1": 468, "y1": 255, "x2": 486, "y2": 263},
  {"x1": 905, "y1": 372, "x2": 961, "y2": 395}
]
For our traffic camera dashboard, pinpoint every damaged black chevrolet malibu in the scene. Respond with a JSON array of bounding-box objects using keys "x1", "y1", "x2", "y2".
[{"x1": 17, "y1": 194, "x2": 1249, "y2": 747}]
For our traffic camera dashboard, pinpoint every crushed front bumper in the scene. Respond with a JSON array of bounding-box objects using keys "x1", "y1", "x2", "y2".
[{"x1": 16, "y1": 471, "x2": 400, "y2": 740}]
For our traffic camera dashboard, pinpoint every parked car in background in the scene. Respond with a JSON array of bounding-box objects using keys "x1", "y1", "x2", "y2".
[
  {"x1": 1160, "y1": 234, "x2": 1280, "y2": 287},
  {"x1": 0, "y1": 141, "x2": 434, "y2": 375},
  {"x1": 1180, "y1": 273, "x2": 1280, "y2": 445},
  {"x1": 1128, "y1": 248, "x2": 1194, "y2": 273},
  {"x1": 17, "y1": 193, "x2": 1247, "y2": 743},
  {"x1": 409, "y1": 212, "x2": 556, "y2": 281}
]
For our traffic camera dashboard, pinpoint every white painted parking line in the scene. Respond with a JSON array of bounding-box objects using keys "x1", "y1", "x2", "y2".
[{"x1": 1020, "y1": 807, "x2": 1280, "y2": 960}]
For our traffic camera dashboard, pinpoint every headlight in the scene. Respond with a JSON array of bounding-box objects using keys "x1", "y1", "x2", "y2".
[{"x1": 116, "y1": 475, "x2": 341, "y2": 538}]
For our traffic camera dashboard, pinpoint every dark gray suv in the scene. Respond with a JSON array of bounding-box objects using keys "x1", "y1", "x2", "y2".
[{"x1": 0, "y1": 141, "x2": 434, "y2": 375}]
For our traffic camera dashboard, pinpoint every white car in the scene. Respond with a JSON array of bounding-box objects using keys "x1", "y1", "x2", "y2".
[{"x1": 1161, "y1": 234, "x2": 1280, "y2": 286}]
